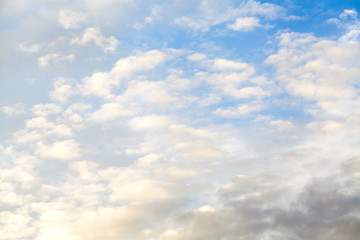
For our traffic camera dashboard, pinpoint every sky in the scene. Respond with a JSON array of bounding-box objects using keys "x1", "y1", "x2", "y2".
[{"x1": 0, "y1": 0, "x2": 360, "y2": 239}]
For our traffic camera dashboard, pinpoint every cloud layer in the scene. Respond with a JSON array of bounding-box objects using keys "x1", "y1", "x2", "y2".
[{"x1": 1, "y1": 1, "x2": 360, "y2": 239}]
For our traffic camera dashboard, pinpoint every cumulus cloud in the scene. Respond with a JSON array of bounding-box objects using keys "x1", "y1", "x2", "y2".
[
  {"x1": 174, "y1": 0, "x2": 284, "y2": 31},
  {"x1": 49, "y1": 78, "x2": 76, "y2": 104},
  {"x1": 32, "y1": 104, "x2": 63, "y2": 116},
  {"x1": 265, "y1": 32, "x2": 360, "y2": 102},
  {"x1": 89, "y1": 102, "x2": 134, "y2": 122},
  {"x1": 340, "y1": 9, "x2": 358, "y2": 20},
  {"x1": 16, "y1": 42, "x2": 41, "y2": 53},
  {"x1": 214, "y1": 102, "x2": 264, "y2": 117},
  {"x1": 1, "y1": 103, "x2": 26, "y2": 116},
  {"x1": 71, "y1": 27, "x2": 119, "y2": 52},
  {"x1": 35, "y1": 140, "x2": 81, "y2": 161},
  {"x1": 2, "y1": 1, "x2": 360, "y2": 240},
  {"x1": 37, "y1": 53, "x2": 75, "y2": 68},
  {"x1": 227, "y1": 17, "x2": 261, "y2": 31},
  {"x1": 80, "y1": 50, "x2": 167, "y2": 97},
  {"x1": 58, "y1": 9, "x2": 87, "y2": 29}
]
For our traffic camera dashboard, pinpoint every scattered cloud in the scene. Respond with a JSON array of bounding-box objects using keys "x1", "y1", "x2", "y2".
[
  {"x1": 58, "y1": 9, "x2": 88, "y2": 29},
  {"x1": 16, "y1": 42, "x2": 41, "y2": 53},
  {"x1": 1, "y1": 103, "x2": 26, "y2": 116},
  {"x1": 71, "y1": 27, "x2": 119, "y2": 52},
  {"x1": 1, "y1": 1, "x2": 360, "y2": 240},
  {"x1": 35, "y1": 140, "x2": 81, "y2": 161},
  {"x1": 214, "y1": 102, "x2": 264, "y2": 117},
  {"x1": 37, "y1": 53, "x2": 76, "y2": 68},
  {"x1": 227, "y1": 17, "x2": 261, "y2": 31}
]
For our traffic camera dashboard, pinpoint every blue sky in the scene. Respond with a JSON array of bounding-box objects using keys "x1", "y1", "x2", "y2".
[{"x1": 1, "y1": 0, "x2": 360, "y2": 239}]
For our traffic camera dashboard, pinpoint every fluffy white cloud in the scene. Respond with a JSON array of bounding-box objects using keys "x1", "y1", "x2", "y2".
[
  {"x1": 2, "y1": 1, "x2": 360, "y2": 240},
  {"x1": 16, "y1": 42, "x2": 41, "y2": 53},
  {"x1": 49, "y1": 78, "x2": 76, "y2": 104},
  {"x1": 212, "y1": 58, "x2": 249, "y2": 71},
  {"x1": 80, "y1": 50, "x2": 167, "y2": 97},
  {"x1": 71, "y1": 27, "x2": 119, "y2": 52},
  {"x1": 340, "y1": 9, "x2": 358, "y2": 20},
  {"x1": 227, "y1": 17, "x2": 260, "y2": 31},
  {"x1": 174, "y1": 0, "x2": 284, "y2": 31},
  {"x1": 266, "y1": 32, "x2": 360, "y2": 102},
  {"x1": 269, "y1": 119, "x2": 293, "y2": 131},
  {"x1": 31, "y1": 104, "x2": 63, "y2": 116},
  {"x1": 35, "y1": 140, "x2": 81, "y2": 160},
  {"x1": 1, "y1": 103, "x2": 26, "y2": 116},
  {"x1": 214, "y1": 102, "x2": 264, "y2": 117},
  {"x1": 89, "y1": 102, "x2": 134, "y2": 122},
  {"x1": 129, "y1": 115, "x2": 172, "y2": 132},
  {"x1": 37, "y1": 53, "x2": 76, "y2": 68},
  {"x1": 58, "y1": 9, "x2": 87, "y2": 29}
]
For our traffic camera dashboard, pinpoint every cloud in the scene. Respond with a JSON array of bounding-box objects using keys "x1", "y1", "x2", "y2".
[
  {"x1": 32, "y1": 104, "x2": 63, "y2": 116},
  {"x1": 227, "y1": 17, "x2": 260, "y2": 31},
  {"x1": 80, "y1": 50, "x2": 167, "y2": 97},
  {"x1": 214, "y1": 102, "x2": 264, "y2": 117},
  {"x1": 16, "y1": 42, "x2": 41, "y2": 53},
  {"x1": 58, "y1": 9, "x2": 87, "y2": 29},
  {"x1": 1, "y1": 1, "x2": 360, "y2": 240},
  {"x1": 121, "y1": 80, "x2": 177, "y2": 108},
  {"x1": 49, "y1": 78, "x2": 76, "y2": 104},
  {"x1": 174, "y1": 0, "x2": 284, "y2": 31},
  {"x1": 340, "y1": 9, "x2": 358, "y2": 20},
  {"x1": 129, "y1": 115, "x2": 172, "y2": 132},
  {"x1": 13, "y1": 116, "x2": 73, "y2": 144},
  {"x1": 202, "y1": 60, "x2": 270, "y2": 99},
  {"x1": 265, "y1": 31, "x2": 360, "y2": 102},
  {"x1": 1, "y1": 103, "x2": 26, "y2": 116},
  {"x1": 35, "y1": 140, "x2": 81, "y2": 161},
  {"x1": 37, "y1": 53, "x2": 75, "y2": 68},
  {"x1": 212, "y1": 58, "x2": 249, "y2": 71},
  {"x1": 269, "y1": 120, "x2": 293, "y2": 131},
  {"x1": 89, "y1": 102, "x2": 134, "y2": 122},
  {"x1": 71, "y1": 27, "x2": 119, "y2": 52},
  {"x1": 187, "y1": 53, "x2": 206, "y2": 61}
]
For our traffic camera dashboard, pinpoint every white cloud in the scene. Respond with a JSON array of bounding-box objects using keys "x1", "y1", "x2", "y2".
[
  {"x1": 306, "y1": 121, "x2": 343, "y2": 133},
  {"x1": 122, "y1": 80, "x2": 177, "y2": 108},
  {"x1": 174, "y1": 0, "x2": 284, "y2": 31},
  {"x1": 16, "y1": 42, "x2": 41, "y2": 53},
  {"x1": 71, "y1": 27, "x2": 119, "y2": 52},
  {"x1": 35, "y1": 140, "x2": 81, "y2": 161},
  {"x1": 13, "y1": 116, "x2": 73, "y2": 144},
  {"x1": 224, "y1": 86, "x2": 270, "y2": 99},
  {"x1": 80, "y1": 50, "x2": 167, "y2": 97},
  {"x1": 49, "y1": 78, "x2": 76, "y2": 104},
  {"x1": 37, "y1": 53, "x2": 75, "y2": 68},
  {"x1": 179, "y1": 141, "x2": 225, "y2": 162},
  {"x1": 196, "y1": 205, "x2": 215, "y2": 214},
  {"x1": 109, "y1": 179, "x2": 173, "y2": 202},
  {"x1": 212, "y1": 58, "x2": 249, "y2": 71},
  {"x1": 2, "y1": 2, "x2": 360, "y2": 239},
  {"x1": 59, "y1": 103, "x2": 91, "y2": 130},
  {"x1": 214, "y1": 102, "x2": 263, "y2": 117},
  {"x1": 265, "y1": 32, "x2": 360, "y2": 102},
  {"x1": 137, "y1": 153, "x2": 161, "y2": 167},
  {"x1": 269, "y1": 120, "x2": 293, "y2": 131},
  {"x1": 58, "y1": 9, "x2": 87, "y2": 29},
  {"x1": 129, "y1": 115, "x2": 172, "y2": 132},
  {"x1": 89, "y1": 102, "x2": 134, "y2": 122},
  {"x1": 1, "y1": 103, "x2": 26, "y2": 116},
  {"x1": 227, "y1": 17, "x2": 260, "y2": 31},
  {"x1": 187, "y1": 53, "x2": 206, "y2": 61},
  {"x1": 32, "y1": 104, "x2": 63, "y2": 116},
  {"x1": 340, "y1": 9, "x2": 358, "y2": 20},
  {"x1": 143, "y1": 5, "x2": 162, "y2": 24}
]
